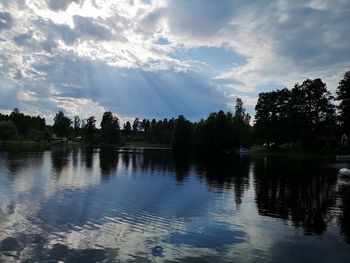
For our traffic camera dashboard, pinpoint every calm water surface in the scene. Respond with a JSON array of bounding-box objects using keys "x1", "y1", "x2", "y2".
[{"x1": 0, "y1": 145, "x2": 350, "y2": 262}]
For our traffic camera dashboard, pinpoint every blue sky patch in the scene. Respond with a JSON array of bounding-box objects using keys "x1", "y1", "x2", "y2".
[
  {"x1": 155, "y1": 38, "x2": 170, "y2": 45},
  {"x1": 171, "y1": 47, "x2": 247, "y2": 72}
]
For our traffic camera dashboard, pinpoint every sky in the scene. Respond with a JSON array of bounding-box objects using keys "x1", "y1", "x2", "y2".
[{"x1": 0, "y1": 0, "x2": 349, "y2": 124}]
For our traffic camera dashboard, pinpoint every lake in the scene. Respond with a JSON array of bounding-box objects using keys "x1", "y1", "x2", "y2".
[{"x1": 0, "y1": 145, "x2": 350, "y2": 262}]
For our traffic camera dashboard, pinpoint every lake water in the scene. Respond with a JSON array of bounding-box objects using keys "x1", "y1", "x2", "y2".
[{"x1": 1, "y1": 145, "x2": 350, "y2": 262}]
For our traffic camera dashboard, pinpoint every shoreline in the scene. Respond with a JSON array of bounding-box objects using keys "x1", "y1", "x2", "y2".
[
  {"x1": 0, "y1": 140, "x2": 171, "y2": 149},
  {"x1": 1, "y1": 141, "x2": 349, "y2": 159}
]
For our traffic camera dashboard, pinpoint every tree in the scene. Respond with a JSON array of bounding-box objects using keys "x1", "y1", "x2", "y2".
[
  {"x1": 290, "y1": 79, "x2": 336, "y2": 147},
  {"x1": 235, "y1": 98, "x2": 251, "y2": 125},
  {"x1": 84, "y1": 116, "x2": 96, "y2": 142},
  {"x1": 132, "y1": 118, "x2": 140, "y2": 135},
  {"x1": 254, "y1": 79, "x2": 336, "y2": 149},
  {"x1": 73, "y1": 115, "x2": 81, "y2": 137},
  {"x1": 100, "y1": 111, "x2": 120, "y2": 144},
  {"x1": 123, "y1": 121, "x2": 132, "y2": 141},
  {"x1": 171, "y1": 115, "x2": 193, "y2": 152},
  {"x1": 9, "y1": 108, "x2": 22, "y2": 132},
  {"x1": 254, "y1": 88, "x2": 291, "y2": 145},
  {"x1": 194, "y1": 111, "x2": 236, "y2": 154},
  {"x1": 7, "y1": 108, "x2": 45, "y2": 135},
  {"x1": 234, "y1": 98, "x2": 251, "y2": 147},
  {"x1": 0, "y1": 121, "x2": 17, "y2": 143},
  {"x1": 336, "y1": 70, "x2": 350, "y2": 133},
  {"x1": 53, "y1": 110, "x2": 71, "y2": 137}
]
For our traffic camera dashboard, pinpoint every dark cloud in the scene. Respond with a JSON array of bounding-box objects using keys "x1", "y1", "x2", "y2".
[
  {"x1": 167, "y1": 0, "x2": 235, "y2": 37},
  {"x1": 72, "y1": 15, "x2": 116, "y2": 42},
  {"x1": 46, "y1": 0, "x2": 83, "y2": 11},
  {"x1": 165, "y1": 0, "x2": 270, "y2": 38},
  {"x1": 161, "y1": 0, "x2": 350, "y2": 72},
  {"x1": 138, "y1": 8, "x2": 165, "y2": 34},
  {"x1": 260, "y1": 2, "x2": 350, "y2": 68},
  {"x1": 12, "y1": 31, "x2": 58, "y2": 52},
  {"x1": 0, "y1": 12, "x2": 13, "y2": 31}
]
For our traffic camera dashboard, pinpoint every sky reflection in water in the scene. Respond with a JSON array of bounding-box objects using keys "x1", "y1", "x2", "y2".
[{"x1": 0, "y1": 145, "x2": 350, "y2": 262}]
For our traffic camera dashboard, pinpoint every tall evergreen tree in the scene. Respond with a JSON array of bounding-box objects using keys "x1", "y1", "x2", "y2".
[
  {"x1": 84, "y1": 116, "x2": 96, "y2": 142},
  {"x1": 132, "y1": 118, "x2": 140, "y2": 134},
  {"x1": 73, "y1": 115, "x2": 81, "y2": 137},
  {"x1": 123, "y1": 121, "x2": 132, "y2": 141},
  {"x1": 336, "y1": 71, "x2": 350, "y2": 133},
  {"x1": 234, "y1": 98, "x2": 251, "y2": 147}
]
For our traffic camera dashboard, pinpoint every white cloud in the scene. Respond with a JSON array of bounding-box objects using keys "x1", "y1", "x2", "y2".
[{"x1": 0, "y1": 0, "x2": 349, "y2": 121}]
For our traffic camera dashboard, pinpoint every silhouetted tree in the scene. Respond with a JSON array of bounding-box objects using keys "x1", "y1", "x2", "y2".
[
  {"x1": 9, "y1": 108, "x2": 22, "y2": 131},
  {"x1": 53, "y1": 110, "x2": 71, "y2": 137},
  {"x1": 171, "y1": 115, "x2": 193, "y2": 152},
  {"x1": 100, "y1": 111, "x2": 120, "y2": 144},
  {"x1": 234, "y1": 98, "x2": 251, "y2": 147},
  {"x1": 123, "y1": 121, "x2": 132, "y2": 141},
  {"x1": 290, "y1": 79, "x2": 336, "y2": 148},
  {"x1": 235, "y1": 98, "x2": 251, "y2": 125},
  {"x1": 83, "y1": 116, "x2": 96, "y2": 142},
  {"x1": 254, "y1": 79, "x2": 336, "y2": 149},
  {"x1": 0, "y1": 121, "x2": 17, "y2": 143},
  {"x1": 254, "y1": 88, "x2": 291, "y2": 146},
  {"x1": 132, "y1": 118, "x2": 140, "y2": 134},
  {"x1": 194, "y1": 111, "x2": 236, "y2": 154},
  {"x1": 5, "y1": 108, "x2": 45, "y2": 136},
  {"x1": 73, "y1": 115, "x2": 81, "y2": 137},
  {"x1": 336, "y1": 70, "x2": 350, "y2": 134}
]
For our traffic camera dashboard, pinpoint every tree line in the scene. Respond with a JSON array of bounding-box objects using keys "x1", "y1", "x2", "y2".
[
  {"x1": 0, "y1": 98, "x2": 251, "y2": 154},
  {"x1": 0, "y1": 69, "x2": 349, "y2": 152},
  {"x1": 254, "y1": 70, "x2": 350, "y2": 150}
]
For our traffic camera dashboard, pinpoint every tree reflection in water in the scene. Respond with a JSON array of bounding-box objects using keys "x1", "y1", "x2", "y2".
[
  {"x1": 337, "y1": 178, "x2": 350, "y2": 244},
  {"x1": 253, "y1": 157, "x2": 338, "y2": 235},
  {"x1": 99, "y1": 147, "x2": 119, "y2": 178},
  {"x1": 51, "y1": 145, "x2": 70, "y2": 175},
  {"x1": 195, "y1": 154, "x2": 250, "y2": 207},
  {"x1": 1, "y1": 145, "x2": 350, "y2": 262}
]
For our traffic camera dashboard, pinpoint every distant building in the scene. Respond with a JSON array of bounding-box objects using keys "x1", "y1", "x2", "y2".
[
  {"x1": 75, "y1": 136, "x2": 82, "y2": 142},
  {"x1": 51, "y1": 134, "x2": 68, "y2": 144}
]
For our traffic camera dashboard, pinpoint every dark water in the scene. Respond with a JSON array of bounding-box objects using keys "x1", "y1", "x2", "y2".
[{"x1": 0, "y1": 145, "x2": 350, "y2": 262}]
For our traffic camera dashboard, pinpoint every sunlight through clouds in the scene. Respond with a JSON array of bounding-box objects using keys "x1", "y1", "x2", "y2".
[{"x1": 0, "y1": 0, "x2": 349, "y2": 122}]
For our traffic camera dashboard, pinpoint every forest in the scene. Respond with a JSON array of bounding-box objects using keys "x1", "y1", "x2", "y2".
[{"x1": 0, "y1": 70, "x2": 349, "y2": 153}]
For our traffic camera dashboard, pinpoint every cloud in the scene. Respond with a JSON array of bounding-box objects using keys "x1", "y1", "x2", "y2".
[
  {"x1": 31, "y1": 52, "x2": 229, "y2": 121},
  {"x1": 165, "y1": 0, "x2": 238, "y2": 39},
  {"x1": 213, "y1": 0, "x2": 350, "y2": 92},
  {"x1": 46, "y1": 0, "x2": 83, "y2": 11},
  {"x1": 143, "y1": 0, "x2": 349, "y2": 93},
  {"x1": 0, "y1": 0, "x2": 349, "y2": 121}
]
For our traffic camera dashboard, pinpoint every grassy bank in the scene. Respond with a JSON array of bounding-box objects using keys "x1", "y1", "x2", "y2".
[
  {"x1": 249, "y1": 145, "x2": 349, "y2": 160},
  {"x1": 0, "y1": 140, "x2": 170, "y2": 149}
]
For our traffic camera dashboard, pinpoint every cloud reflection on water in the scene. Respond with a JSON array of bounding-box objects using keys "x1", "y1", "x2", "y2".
[{"x1": 0, "y1": 145, "x2": 350, "y2": 262}]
